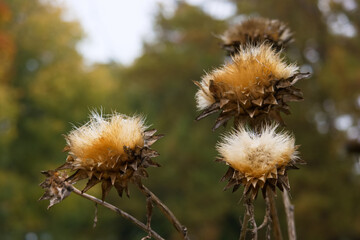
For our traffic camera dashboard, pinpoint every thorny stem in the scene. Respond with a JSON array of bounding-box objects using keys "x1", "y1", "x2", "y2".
[
  {"x1": 138, "y1": 183, "x2": 190, "y2": 240},
  {"x1": 267, "y1": 188, "x2": 283, "y2": 240},
  {"x1": 282, "y1": 189, "x2": 296, "y2": 240},
  {"x1": 239, "y1": 198, "x2": 252, "y2": 240},
  {"x1": 71, "y1": 186, "x2": 165, "y2": 240}
]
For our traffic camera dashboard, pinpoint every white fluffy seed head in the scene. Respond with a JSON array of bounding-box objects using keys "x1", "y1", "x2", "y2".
[
  {"x1": 66, "y1": 111, "x2": 147, "y2": 170},
  {"x1": 195, "y1": 44, "x2": 299, "y2": 110},
  {"x1": 217, "y1": 124, "x2": 298, "y2": 178}
]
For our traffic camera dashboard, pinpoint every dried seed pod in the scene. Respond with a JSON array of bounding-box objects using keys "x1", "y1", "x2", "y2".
[
  {"x1": 216, "y1": 125, "x2": 304, "y2": 200},
  {"x1": 221, "y1": 17, "x2": 293, "y2": 55},
  {"x1": 58, "y1": 112, "x2": 163, "y2": 200},
  {"x1": 195, "y1": 44, "x2": 310, "y2": 130},
  {"x1": 39, "y1": 170, "x2": 72, "y2": 209}
]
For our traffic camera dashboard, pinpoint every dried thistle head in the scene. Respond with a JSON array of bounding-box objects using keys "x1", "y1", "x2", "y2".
[
  {"x1": 39, "y1": 170, "x2": 72, "y2": 209},
  {"x1": 195, "y1": 44, "x2": 309, "y2": 130},
  {"x1": 221, "y1": 17, "x2": 293, "y2": 55},
  {"x1": 58, "y1": 111, "x2": 163, "y2": 200},
  {"x1": 217, "y1": 125, "x2": 303, "y2": 200}
]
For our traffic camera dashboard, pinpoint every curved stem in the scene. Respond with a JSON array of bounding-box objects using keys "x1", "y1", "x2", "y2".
[
  {"x1": 71, "y1": 186, "x2": 165, "y2": 240},
  {"x1": 282, "y1": 189, "x2": 296, "y2": 240},
  {"x1": 267, "y1": 188, "x2": 283, "y2": 240},
  {"x1": 137, "y1": 183, "x2": 190, "y2": 240}
]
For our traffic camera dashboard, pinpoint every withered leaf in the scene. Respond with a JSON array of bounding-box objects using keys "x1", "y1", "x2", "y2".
[
  {"x1": 195, "y1": 102, "x2": 220, "y2": 121},
  {"x1": 101, "y1": 180, "x2": 112, "y2": 201},
  {"x1": 220, "y1": 98, "x2": 230, "y2": 108},
  {"x1": 263, "y1": 94, "x2": 278, "y2": 105},
  {"x1": 129, "y1": 161, "x2": 138, "y2": 171},
  {"x1": 212, "y1": 113, "x2": 233, "y2": 131},
  {"x1": 224, "y1": 178, "x2": 237, "y2": 191},
  {"x1": 282, "y1": 94, "x2": 304, "y2": 102},
  {"x1": 290, "y1": 72, "x2": 311, "y2": 85},
  {"x1": 221, "y1": 167, "x2": 234, "y2": 182},
  {"x1": 55, "y1": 162, "x2": 72, "y2": 171},
  {"x1": 141, "y1": 148, "x2": 160, "y2": 158},
  {"x1": 232, "y1": 184, "x2": 240, "y2": 193},
  {"x1": 82, "y1": 177, "x2": 101, "y2": 193},
  {"x1": 144, "y1": 129, "x2": 157, "y2": 138},
  {"x1": 66, "y1": 169, "x2": 88, "y2": 184},
  {"x1": 276, "y1": 79, "x2": 292, "y2": 88},
  {"x1": 209, "y1": 80, "x2": 222, "y2": 98},
  {"x1": 145, "y1": 134, "x2": 164, "y2": 146}
]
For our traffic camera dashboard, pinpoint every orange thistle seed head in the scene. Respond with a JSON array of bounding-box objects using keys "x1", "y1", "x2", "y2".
[
  {"x1": 57, "y1": 111, "x2": 163, "y2": 200},
  {"x1": 195, "y1": 44, "x2": 310, "y2": 130}
]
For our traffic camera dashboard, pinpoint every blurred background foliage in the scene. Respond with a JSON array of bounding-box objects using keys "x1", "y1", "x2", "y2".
[{"x1": 0, "y1": 0, "x2": 359, "y2": 239}]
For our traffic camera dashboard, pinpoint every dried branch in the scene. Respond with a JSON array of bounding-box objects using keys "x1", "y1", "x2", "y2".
[
  {"x1": 282, "y1": 189, "x2": 296, "y2": 240},
  {"x1": 137, "y1": 183, "x2": 190, "y2": 240},
  {"x1": 93, "y1": 203, "x2": 98, "y2": 228},
  {"x1": 239, "y1": 198, "x2": 252, "y2": 240},
  {"x1": 248, "y1": 201, "x2": 258, "y2": 240},
  {"x1": 256, "y1": 194, "x2": 271, "y2": 231},
  {"x1": 71, "y1": 186, "x2": 165, "y2": 240},
  {"x1": 267, "y1": 188, "x2": 283, "y2": 240},
  {"x1": 145, "y1": 196, "x2": 154, "y2": 239}
]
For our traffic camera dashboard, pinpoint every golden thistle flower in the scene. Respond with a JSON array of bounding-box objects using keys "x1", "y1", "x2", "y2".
[
  {"x1": 57, "y1": 112, "x2": 163, "y2": 200},
  {"x1": 216, "y1": 125, "x2": 303, "y2": 200},
  {"x1": 39, "y1": 170, "x2": 72, "y2": 209},
  {"x1": 195, "y1": 44, "x2": 309, "y2": 130},
  {"x1": 221, "y1": 17, "x2": 293, "y2": 55}
]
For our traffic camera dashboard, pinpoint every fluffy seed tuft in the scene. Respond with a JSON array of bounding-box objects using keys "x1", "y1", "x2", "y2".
[
  {"x1": 66, "y1": 111, "x2": 146, "y2": 171},
  {"x1": 217, "y1": 125, "x2": 297, "y2": 177}
]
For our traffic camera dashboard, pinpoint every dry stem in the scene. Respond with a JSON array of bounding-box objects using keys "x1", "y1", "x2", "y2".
[
  {"x1": 267, "y1": 188, "x2": 283, "y2": 240},
  {"x1": 138, "y1": 183, "x2": 190, "y2": 240},
  {"x1": 71, "y1": 186, "x2": 165, "y2": 240},
  {"x1": 282, "y1": 189, "x2": 296, "y2": 240},
  {"x1": 239, "y1": 198, "x2": 252, "y2": 240}
]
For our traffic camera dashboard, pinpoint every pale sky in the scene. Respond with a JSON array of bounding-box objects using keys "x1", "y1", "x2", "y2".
[{"x1": 58, "y1": 0, "x2": 236, "y2": 65}]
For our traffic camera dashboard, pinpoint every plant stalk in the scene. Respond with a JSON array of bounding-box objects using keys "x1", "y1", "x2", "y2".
[
  {"x1": 267, "y1": 188, "x2": 283, "y2": 240},
  {"x1": 71, "y1": 186, "x2": 165, "y2": 240},
  {"x1": 282, "y1": 189, "x2": 296, "y2": 240},
  {"x1": 138, "y1": 183, "x2": 190, "y2": 240},
  {"x1": 239, "y1": 198, "x2": 252, "y2": 240}
]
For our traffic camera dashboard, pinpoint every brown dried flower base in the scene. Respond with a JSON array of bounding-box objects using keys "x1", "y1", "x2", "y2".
[
  {"x1": 218, "y1": 157, "x2": 305, "y2": 200},
  {"x1": 221, "y1": 18, "x2": 293, "y2": 56}
]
